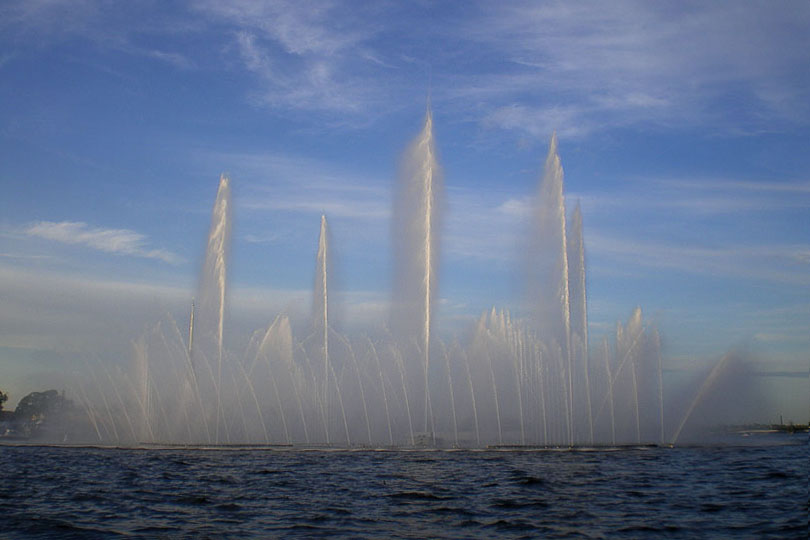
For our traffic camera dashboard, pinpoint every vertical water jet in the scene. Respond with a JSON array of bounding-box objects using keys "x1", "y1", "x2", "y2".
[
  {"x1": 392, "y1": 104, "x2": 443, "y2": 438},
  {"x1": 187, "y1": 300, "x2": 195, "y2": 358},
  {"x1": 531, "y1": 133, "x2": 573, "y2": 446},
  {"x1": 197, "y1": 174, "x2": 232, "y2": 444},
  {"x1": 567, "y1": 202, "x2": 593, "y2": 444},
  {"x1": 314, "y1": 215, "x2": 331, "y2": 443}
]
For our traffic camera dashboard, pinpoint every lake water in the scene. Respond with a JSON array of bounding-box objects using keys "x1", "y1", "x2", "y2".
[{"x1": 1, "y1": 435, "x2": 806, "y2": 538}]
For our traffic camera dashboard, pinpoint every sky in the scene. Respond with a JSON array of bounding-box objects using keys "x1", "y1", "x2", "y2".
[{"x1": 1, "y1": 0, "x2": 808, "y2": 421}]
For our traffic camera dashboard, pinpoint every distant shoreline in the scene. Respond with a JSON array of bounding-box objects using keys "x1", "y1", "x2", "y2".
[
  {"x1": 1, "y1": 431, "x2": 806, "y2": 451},
  {"x1": 723, "y1": 424, "x2": 809, "y2": 434}
]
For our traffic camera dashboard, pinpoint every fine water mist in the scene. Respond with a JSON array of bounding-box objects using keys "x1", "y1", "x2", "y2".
[{"x1": 67, "y1": 111, "x2": 743, "y2": 448}]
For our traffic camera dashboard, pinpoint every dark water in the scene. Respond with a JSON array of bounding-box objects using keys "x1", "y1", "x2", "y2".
[{"x1": 1, "y1": 436, "x2": 806, "y2": 539}]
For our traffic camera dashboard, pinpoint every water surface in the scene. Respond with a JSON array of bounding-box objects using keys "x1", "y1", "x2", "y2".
[{"x1": 1, "y1": 436, "x2": 806, "y2": 538}]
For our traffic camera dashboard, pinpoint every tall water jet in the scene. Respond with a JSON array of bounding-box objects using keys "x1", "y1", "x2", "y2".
[
  {"x1": 392, "y1": 105, "x2": 443, "y2": 437},
  {"x1": 195, "y1": 173, "x2": 232, "y2": 444},
  {"x1": 530, "y1": 133, "x2": 573, "y2": 446},
  {"x1": 567, "y1": 202, "x2": 593, "y2": 444},
  {"x1": 313, "y1": 215, "x2": 331, "y2": 442},
  {"x1": 654, "y1": 328, "x2": 664, "y2": 444},
  {"x1": 132, "y1": 335, "x2": 152, "y2": 442},
  {"x1": 187, "y1": 300, "x2": 195, "y2": 358}
]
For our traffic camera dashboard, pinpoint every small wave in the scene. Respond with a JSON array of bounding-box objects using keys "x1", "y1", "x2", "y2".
[
  {"x1": 71, "y1": 492, "x2": 107, "y2": 503},
  {"x1": 427, "y1": 505, "x2": 476, "y2": 517},
  {"x1": 253, "y1": 468, "x2": 280, "y2": 475},
  {"x1": 200, "y1": 474, "x2": 238, "y2": 484},
  {"x1": 387, "y1": 490, "x2": 451, "y2": 501},
  {"x1": 700, "y1": 503, "x2": 725, "y2": 513},
  {"x1": 617, "y1": 524, "x2": 662, "y2": 534},
  {"x1": 514, "y1": 474, "x2": 546, "y2": 487},
  {"x1": 324, "y1": 506, "x2": 352, "y2": 515},
  {"x1": 492, "y1": 497, "x2": 549, "y2": 510},
  {"x1": 483, "y1": 518, "x2": 536, "y2": 532},
  {"x1": 175, "y1": 494, "x2": 211, "y2": 505},
  {"x1": 12, "y1": 516, "x2": 124, "y2": 538}
]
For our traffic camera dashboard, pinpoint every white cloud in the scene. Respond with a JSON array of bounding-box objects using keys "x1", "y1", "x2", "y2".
[
  {"x1": 482, "y1": 104, "x2": 595, "y2": 139},
  {"x1": 25, "y1": 221, "x2": 182, "y2": 264},
  {"x1": 496, "y1": 197, "x2": 531, "y2": 218},
  {"x1": 139, "y1": 48, "x2": 194, "y2": 69}
]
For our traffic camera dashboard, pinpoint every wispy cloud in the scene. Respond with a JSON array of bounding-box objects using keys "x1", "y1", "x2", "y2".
[
  {"x1": 496, "y1": 197, "x2": 531, "y2": 218},
  {"x1": 25, "y1": 221, "x2": 182, "y2": 264},
  {"x1": 588, "y1": 233, "x2": 810, "y2": 286},
  {"x1": 0, "y1": 252, "x2": 54, "y2": 260},
  {"x1": 0, "y1": 52, "x2": 15, "y2": 69},
  {"x1": 242, "y1": 232, "x2": 282, "y2": 245},
  {"x1": 446, "y1": 0, "x2": 810, "y2": 138},
  {"x1": 753, "y1": 333, "x2": 809, "y2": 345},
  {"x1": 200, "y1": 149, "x2": 390, "y2": 220},
  {"x1": 5, "y1": 1, "x2": 806, "y2": 136},
  {"x1": 243, "y1": 197, "x2": 388, "y2": 220},
  {"x1": 654, "y1": 178, "x2": 810, "y2": 196},
  {"x1": 136, "y1": 47, "x2": 194, "y2": 69},
  {"x1": 569, "y1": 176, "x2": 810, "y2": 218},
  {"x1": 1, "y1": 0, "x2": 195, "y2": 72},
  {"x1": 442, "y1": 188, "x2": 527, "y2": 264},
  {"x1": 195, "y1": 0, "x2": 390, "y2": 116},
  {"x1": 0, "y1": 0, "x2": 98, "y2": 37},
  {"x1": 482, "y1": 104, "x2": 595, "y2": 139}
]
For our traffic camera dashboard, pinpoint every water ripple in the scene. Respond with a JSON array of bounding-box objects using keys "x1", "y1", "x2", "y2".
[{"x1": 0, "y1": 440, "x2": 805, "y2": 538}]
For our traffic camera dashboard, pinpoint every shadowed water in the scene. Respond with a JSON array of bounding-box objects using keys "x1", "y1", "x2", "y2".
[{"x1": 1, "y1": 435, "x2": 805, "y2": 538}]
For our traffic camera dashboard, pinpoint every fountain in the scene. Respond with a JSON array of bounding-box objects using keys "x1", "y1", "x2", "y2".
[
  {"x1": 391, "y1": 106, "x2": 442, "y2": 441},
  {"x1": 72, "y1": 110, "x2": 671, "y2": 448}
]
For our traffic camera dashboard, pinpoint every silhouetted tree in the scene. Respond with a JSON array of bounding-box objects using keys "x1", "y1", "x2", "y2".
[
  {"x1": 13, "y1": 390, "x2": 75, "y2": 438},
  {"x1": 0, "y1": 390, "x2": 7, "y2": 411},
  {"x1": 15, "y1": 390, "x2": 67, "y2": 420}
]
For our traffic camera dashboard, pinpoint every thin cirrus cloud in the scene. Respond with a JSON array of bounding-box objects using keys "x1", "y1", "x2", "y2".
[
  {"x1": 199, "y1": 149, "x2": 391, "y2": 220},
  {"x1": 4, "y1": 1, "x2": 807, "y2": 136},
  {"x1": 196, "y1": 0, "x2": 386, "y2": 115},
  {"x1": 448, "y1": 1, "x2": 810, "y2": 136},
  {"x1": 194, "y1": 0, "x2": 368, "y2": 56},
  {"x1": 25, "y1": 221, "x2": 182, "y2": 264},
  {"x1": 586, "y1": 232, "x2": 810, "y2": 287}
]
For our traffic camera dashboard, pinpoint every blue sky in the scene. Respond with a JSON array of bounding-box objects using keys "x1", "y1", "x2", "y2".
[{"x1": 1, "y1": 1, "x2": 808, "y2": 419}]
